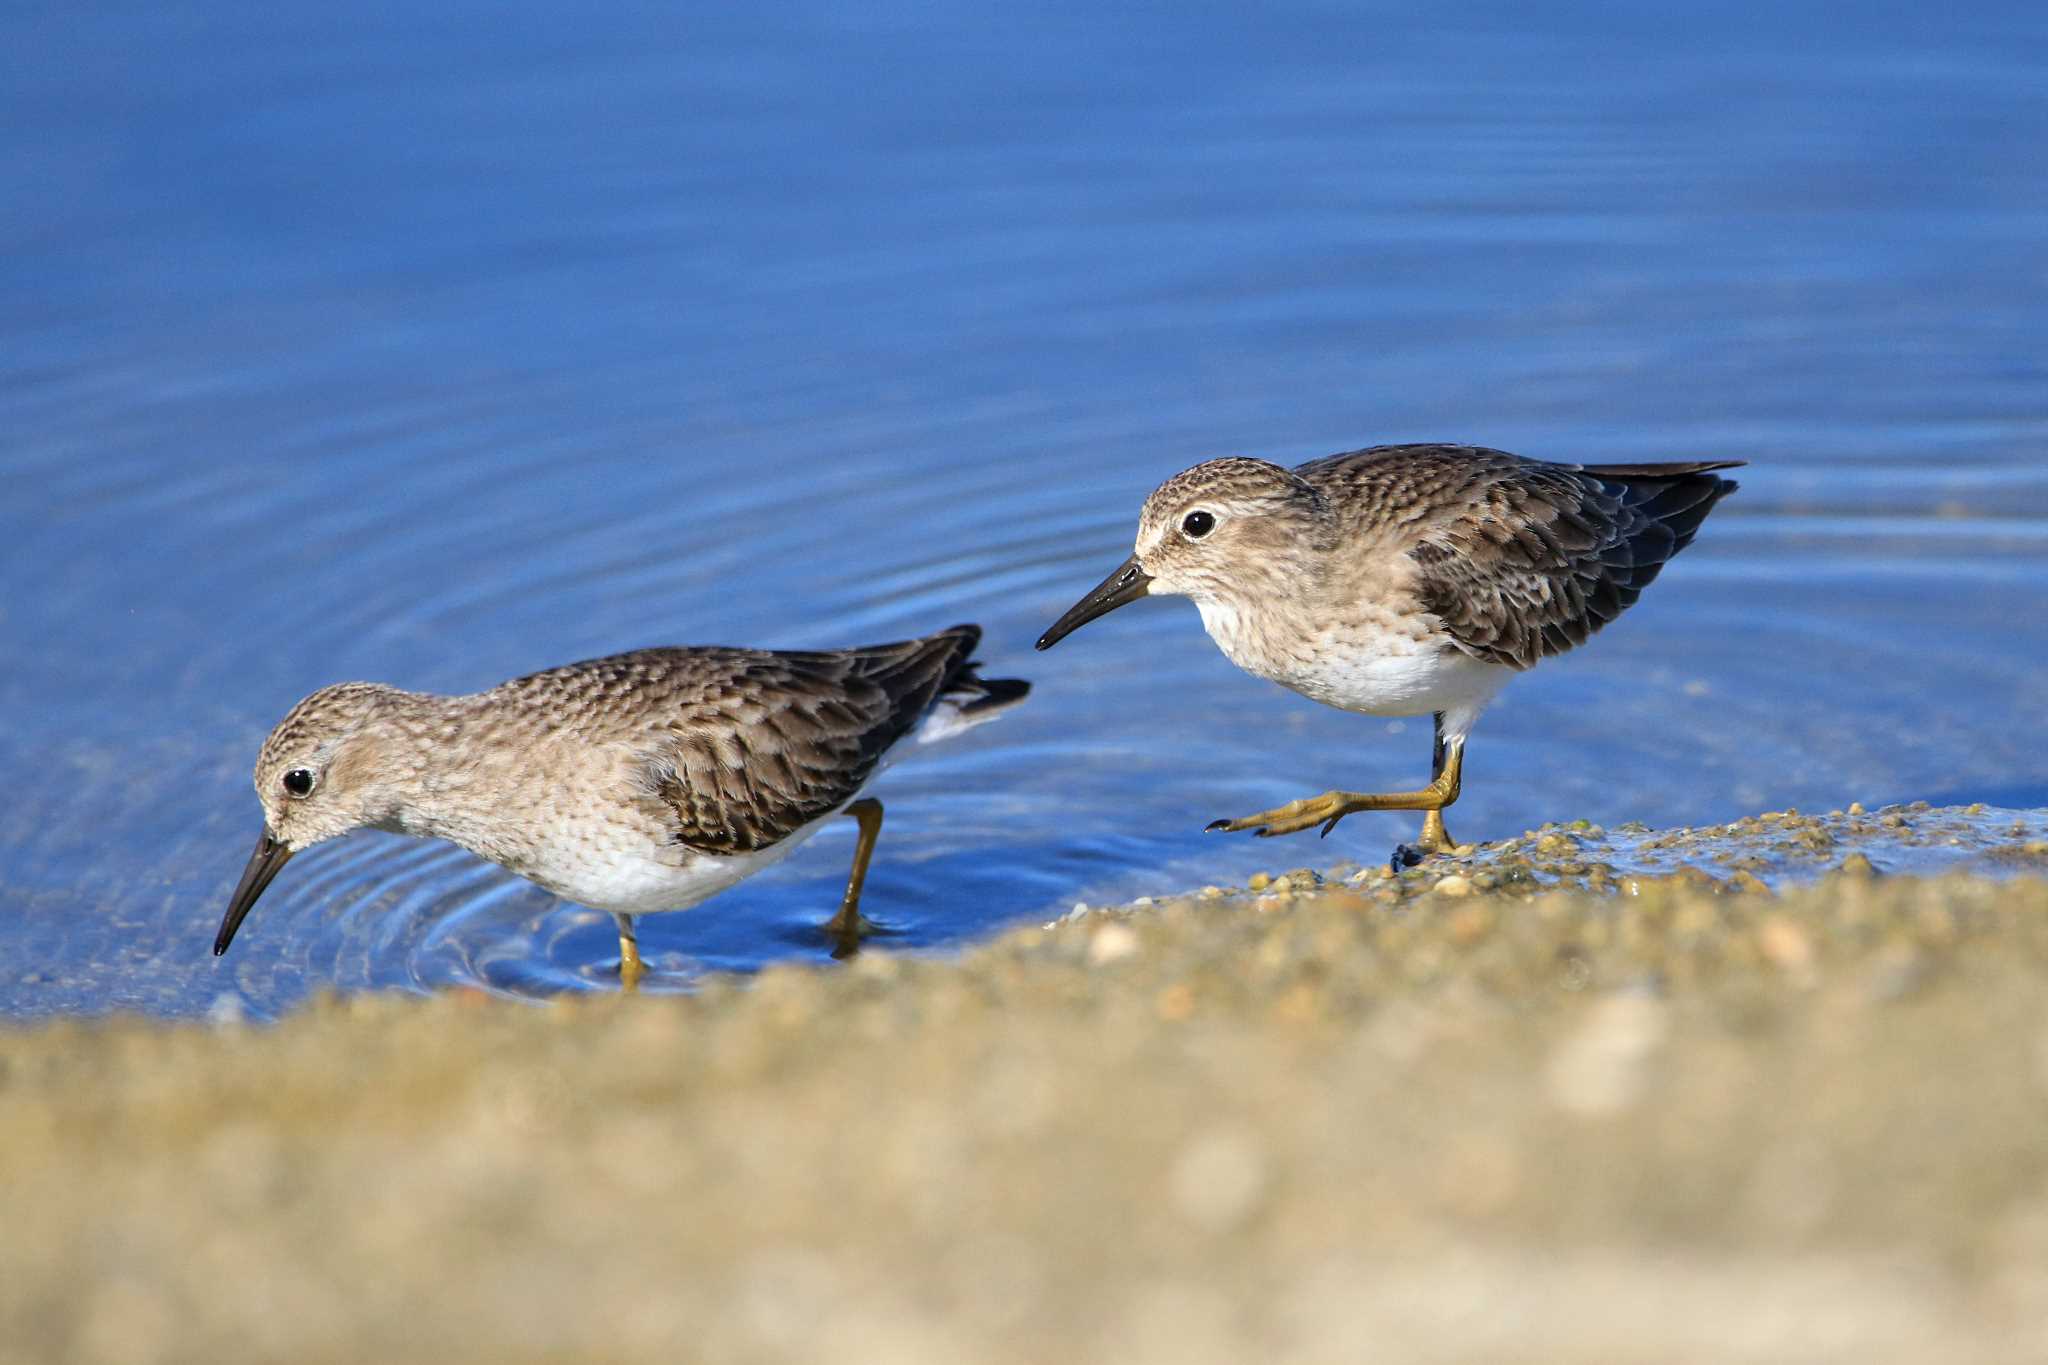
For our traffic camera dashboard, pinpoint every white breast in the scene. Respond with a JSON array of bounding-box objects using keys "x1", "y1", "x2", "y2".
[{"x1": 1196, "y1": 596, "x2": 1513, "y2": 722}]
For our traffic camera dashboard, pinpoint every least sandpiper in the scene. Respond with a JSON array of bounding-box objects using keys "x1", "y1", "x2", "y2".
[
  {"x1": 215, "y1": 625, "x2": 1029, "y2": 987},
  {"x1": 1038, "y1": 443, "x2": 1739, "y2": 862}
]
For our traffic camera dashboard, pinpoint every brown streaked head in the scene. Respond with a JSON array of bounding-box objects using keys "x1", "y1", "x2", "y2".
[
  {"x1": 1037, "y1": 458, "x2": 1327, "y2": 649},
  {"x1": 214, "y1": 682, "x2": 418, "y2": 956}
]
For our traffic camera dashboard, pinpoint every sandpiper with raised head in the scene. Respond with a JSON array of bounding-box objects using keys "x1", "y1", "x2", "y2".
[
  {"x1": 216, "y1": 625, "x2": 1029, "y2": 986},
  {"x1": 1037, "y1": 444, "x2": 1739, "y2": 864}
]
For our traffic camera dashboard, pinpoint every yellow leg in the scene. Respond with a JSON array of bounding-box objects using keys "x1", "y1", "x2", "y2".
[
  {"x1": 1209, "y1": 731, "x2": 1465, "y2": 844},
  {"x1": 1417, "y1": 806, "x2": 1455, "y2": 854},
  {"x1": 824, "y1": 798, "x2": 883, "y2": 957},
  {"x1": 615, "y1": 913, "x2": 644, "y2": 994}
]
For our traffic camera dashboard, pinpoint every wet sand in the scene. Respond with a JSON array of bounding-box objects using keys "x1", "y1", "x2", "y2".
[{"x1": 6, "y1": 811, "x2": 2048, "y2": 1362}]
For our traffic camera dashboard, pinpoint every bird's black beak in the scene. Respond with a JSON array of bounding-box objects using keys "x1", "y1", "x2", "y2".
[
  {"x1": 214, "y1": 827, "x2": 294, "y2": 956},
  {"x1": 1036, "y1": 554, "x2": 1153, "y2": 650}
]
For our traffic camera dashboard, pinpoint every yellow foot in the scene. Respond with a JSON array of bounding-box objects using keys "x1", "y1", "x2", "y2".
[
  {"x1": 1417, "y1": 807, "x2": 1455, "y2": 854},
  {"x1": 1207, "y1": 785, "x2": 1457, "y2": 840},
  {"x1": 1389, "y1": 810, "x2": 1464, "y2": 872},
  {"x1": 1208, "y1": 790, "x2": 1374, "y2": 839}
]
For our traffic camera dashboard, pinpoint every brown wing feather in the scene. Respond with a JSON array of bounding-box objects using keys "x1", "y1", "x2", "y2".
[
  {"x1": 642, "y1": 627, "x2": 984, "y2": 853},
  {"x1": 1303, "y1": 445, "x2": 1740, "y2": 671}
]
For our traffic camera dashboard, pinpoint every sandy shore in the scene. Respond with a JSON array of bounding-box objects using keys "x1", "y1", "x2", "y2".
[{"x1": 7, "y1": 815, "x2": 2048, "y2": 1362}]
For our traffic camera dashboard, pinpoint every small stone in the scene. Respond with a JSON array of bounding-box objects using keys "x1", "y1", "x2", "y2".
[
  {"x1": 1431, "y1": 875, "x2": 1474, "y2": 898},
  {"x1": 1247, "y1": 873, "x2": 1271, "y2": 892},
  {"x1": 1837, "y1": 852, "x2": 1878, "y2": 878},
  {"x1": 1757, "y1": 916, "x2": 1815, "y2": 977},
  {"x1": 1673, "y1": 865, "x2": 1723, "y2": 893},
  {"x1": 1087, "y1": 923, "x2": 1140, "y2": 966},
  {"x1": 1848, "y1": 801, "x2": 1866, "y2": 816}
]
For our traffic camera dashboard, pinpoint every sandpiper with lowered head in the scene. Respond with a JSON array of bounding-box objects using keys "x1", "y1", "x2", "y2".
[
  {"x1": 1037, "y1": 444, "x2": 1739, "y2": 864},
  {"x1": 216, "y1": 625, "x2": 1029, "y2": 987}
]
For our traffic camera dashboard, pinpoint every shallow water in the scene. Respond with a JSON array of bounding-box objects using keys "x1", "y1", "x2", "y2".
[{"x1": 4, "y1": 1, "x2": 2045, "y2": 1018}]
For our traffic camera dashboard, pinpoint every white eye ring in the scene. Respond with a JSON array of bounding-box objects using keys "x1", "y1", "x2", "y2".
[
  {"x1": 1181, "y1": 510, "x2": 1216, "y2": 539},
  {"x1": 282, "y1": 768, "x2": 316, "y2": 798}
]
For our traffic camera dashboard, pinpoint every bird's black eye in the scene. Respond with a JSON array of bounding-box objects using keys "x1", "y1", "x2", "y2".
[
  {"x1": 282, "y1": 768, "x2": 315, "y2": 798},
  {"x1": 1181, "y1": 510, "x2": 1216, "y2": 539}
]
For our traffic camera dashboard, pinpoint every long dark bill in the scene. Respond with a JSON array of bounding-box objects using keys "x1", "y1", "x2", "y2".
[
  {"x1": 214, "y1": 827, "x2": 295, "y2": 956},
  {"x1": 1036, "y1": 554, "x2": 1153, "y2": 650}
]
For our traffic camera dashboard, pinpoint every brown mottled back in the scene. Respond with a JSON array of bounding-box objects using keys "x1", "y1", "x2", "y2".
[
  {"x1": 480, "y1": 625, "x2": 1004, "y2": 854},
  {"x1": 1297, "y1": 444, "x2": 1740, "y2": 669}
]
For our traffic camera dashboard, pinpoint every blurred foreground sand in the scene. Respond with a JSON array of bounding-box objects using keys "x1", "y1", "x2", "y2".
[{"x1": 7, "y1": 867, "x2": 2048, "y2": 1362}]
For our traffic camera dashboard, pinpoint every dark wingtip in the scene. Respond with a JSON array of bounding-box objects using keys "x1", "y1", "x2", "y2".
[
  {"x1": 1578, "y1": 458, "x2": 1746, "y2": 479},
  {"x1": 966, "y1": 676, "x2": 1031, "y2": 710}
]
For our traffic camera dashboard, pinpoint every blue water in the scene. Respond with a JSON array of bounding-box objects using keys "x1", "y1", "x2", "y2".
[{"x1": 5, "y1": 1, "x2": 2045, "y2": 1018}]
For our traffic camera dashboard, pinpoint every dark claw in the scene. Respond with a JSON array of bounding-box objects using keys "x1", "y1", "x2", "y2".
[
  {"x1": 1390, "y1": 843, "x2": 1426, "y2": 873},
  {"x1": 1205, "y1": 818, "x2": 1231, "y2": 833},
  {"x1": 1318, "y1": 818, "x2": 1341, "y2": 839}
]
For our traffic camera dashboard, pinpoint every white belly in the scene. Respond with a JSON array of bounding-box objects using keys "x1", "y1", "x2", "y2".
[
  {"x1": 516, "y1": 810, "x2": 836, "y2": 918},
  {"x1": 1282, "y1": 641, "x2": 1511, "y2": 719},
  {"x1": 1196, "y1": 597, "x2": 1513, "y2": 722}
]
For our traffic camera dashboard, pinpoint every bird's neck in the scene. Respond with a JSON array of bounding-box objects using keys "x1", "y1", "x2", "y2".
[
  {"x1": 1194, "y1": 551, "x2": 1328, "y2": 682},
  {"x1": 366, "y1": 697, "x2": 548, "y2": 872}
]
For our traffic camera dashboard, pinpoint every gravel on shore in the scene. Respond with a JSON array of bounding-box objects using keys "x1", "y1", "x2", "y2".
[{"x1": 6, "y1": 815, "x2": 2048, "y2": 1363}]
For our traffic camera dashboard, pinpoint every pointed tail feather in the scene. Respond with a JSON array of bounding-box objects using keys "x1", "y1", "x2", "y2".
[{"x1": 923, "y1": 627, "x2": 1031, "y2": 744}]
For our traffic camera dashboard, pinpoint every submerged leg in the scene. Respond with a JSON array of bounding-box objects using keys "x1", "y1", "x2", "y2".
[
  {"x1": 615, "y1": 912, "x2": 644, "y2": 994},
  {"x1": 823, "y1": 797, "x2": 884, "y2": 957},
  {"x1": 1209, "y1": 714, "x2": 1466, "y2": 843}
]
